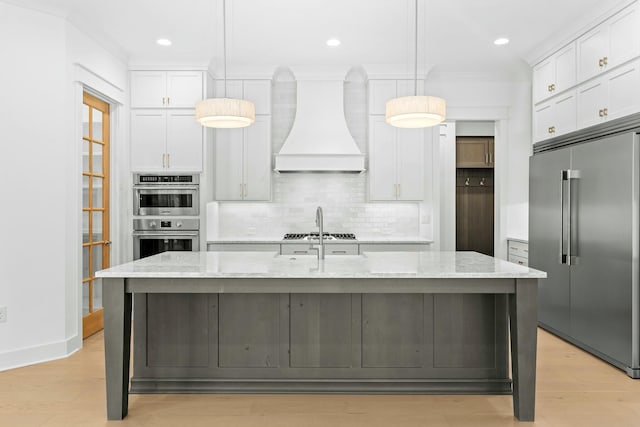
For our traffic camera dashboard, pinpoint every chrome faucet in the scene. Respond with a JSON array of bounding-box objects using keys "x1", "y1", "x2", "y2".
[{"x1": 313, "y1": 206, "x2": 325, "y2": 260}]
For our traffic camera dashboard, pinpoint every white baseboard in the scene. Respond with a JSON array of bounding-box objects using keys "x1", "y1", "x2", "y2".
[{"x1": 0, "y1": 334, "x2": 81, "y2": 372}]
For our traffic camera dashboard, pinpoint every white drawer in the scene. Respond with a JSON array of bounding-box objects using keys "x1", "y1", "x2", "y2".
[
  {"x1": 281, "y1": 244, "x2": 359, "y2": 256},
  {"x1": 507, "y1": 240, "x2": 528, "y2": 259},
  {"x1": 508, "y1": 253, "x2": 529, "y2": 267}
]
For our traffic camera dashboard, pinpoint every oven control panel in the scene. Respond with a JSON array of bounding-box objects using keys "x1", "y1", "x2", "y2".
[{"x1": 133, "y1": 218, "x2": 199, "y2": 231}]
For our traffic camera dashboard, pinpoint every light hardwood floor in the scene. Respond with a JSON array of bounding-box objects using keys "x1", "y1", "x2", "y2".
[{"x1": 1, "y1": 328, "x2": 639, "y2": 426}]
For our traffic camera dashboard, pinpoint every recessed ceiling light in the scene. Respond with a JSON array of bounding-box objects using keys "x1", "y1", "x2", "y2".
[
  {"x1": 156, "y1": 38, "x2": 172, "y2": 46},
  {"x1": 494, "y1": 37, "x2": 509, "y2": 46},
  {"x1": 326, "y1": 38, "x2": 341, "y2": 47}
]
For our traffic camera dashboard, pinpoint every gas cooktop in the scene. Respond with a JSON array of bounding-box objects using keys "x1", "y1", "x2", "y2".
[{"x1": 283, "y1": 232, "x2": 356, "y2": 241}]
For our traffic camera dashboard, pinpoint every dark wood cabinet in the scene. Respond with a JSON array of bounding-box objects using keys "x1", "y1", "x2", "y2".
[
  {"x1": 456, "y1": 169, "x2": 494, "y2": 256},
  {"x1": 456, "y1": 137, "x2": 494, "y2": 168}
]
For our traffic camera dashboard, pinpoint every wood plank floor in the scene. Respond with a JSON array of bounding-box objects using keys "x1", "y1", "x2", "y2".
[{"x1": 1, "y1": 328, "x2": 639, "y2": 426}]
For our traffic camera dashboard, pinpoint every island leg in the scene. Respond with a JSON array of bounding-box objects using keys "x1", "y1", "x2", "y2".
[
  {"x1": 509, "y1": 279, "x2": 538, "y2": 421},
  {"x1": 103, "y1": 278, "x2": 132, "y2": 420}
]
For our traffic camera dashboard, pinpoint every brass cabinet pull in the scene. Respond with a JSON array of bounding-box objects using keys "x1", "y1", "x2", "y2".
[
  {"x1": 548, "y1": 126, "x2": 556, "y2": 134},
  {"x1": 548, "y1": 84, "x2": 553, "y2": 92},
  {"x1": 603, "y1": 107, "x2": 608, "y2": 116},
  {"x1": 465, "y1": 177, "x2": 470, "y2": 186},
  {"x1": 162, "y1": 153, "x2": 166, "y2": 168},
  {"x1": 599, "y1": 58, "x2": 604, "y2": 67},
  {"x1": 167, "y1": 153, "x2": 170, "y2": 169},
  {"x1": 167, "y1": 97, "x2": 170, "y2": 105},
  {"x1": 603, "y1": 56, "x2": 608, "y2": 66},
  {"x1": 162, "y1": 97, "x2": 166, "y2": 105}
]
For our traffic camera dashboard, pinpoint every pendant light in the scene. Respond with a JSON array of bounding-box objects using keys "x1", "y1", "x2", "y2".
[
  {"x1": 385, "y1": 0, "x2": 445, "y2": 128},
  {"x1": 196, "y1": 0, "x2": 255, "y2": 128}
]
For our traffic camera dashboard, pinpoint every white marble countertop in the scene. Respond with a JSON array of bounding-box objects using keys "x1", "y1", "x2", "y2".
[
  {"x1": 207, "y1": 237, "x2": 434, "y2": 245},
  {"x1": 97, "y1": 251, "x2": 546, "y2": 279}
]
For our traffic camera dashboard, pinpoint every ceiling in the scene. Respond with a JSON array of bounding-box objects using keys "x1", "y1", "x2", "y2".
[{"x1": 7, "y1": 0, "x2": 629, "y2": 77}]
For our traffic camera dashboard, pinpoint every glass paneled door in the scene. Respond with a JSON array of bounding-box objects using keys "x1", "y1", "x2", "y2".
[{"x1": 82, "y1": 92, "x2": 110, "y2": 339}]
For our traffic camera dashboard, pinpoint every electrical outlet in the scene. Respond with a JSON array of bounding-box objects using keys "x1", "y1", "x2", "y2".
[{"x1": 0, "y1": 307, "x2": 6, "y2": 323}]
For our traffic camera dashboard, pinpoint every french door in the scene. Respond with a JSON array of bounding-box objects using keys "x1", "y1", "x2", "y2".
[{"x1": 82, "y1": 92, "x2": 110, "y2": 338}]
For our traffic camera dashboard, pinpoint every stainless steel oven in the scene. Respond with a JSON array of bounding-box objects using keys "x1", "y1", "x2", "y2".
[
  {"x1": 133, "y1": 218, "x2": 200, "y2": 260},
  {"x1": 133, "y1": 174, "x2": 199, "y2": 216}
]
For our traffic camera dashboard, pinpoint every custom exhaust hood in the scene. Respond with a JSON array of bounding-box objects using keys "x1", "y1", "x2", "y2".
[{"x1": 274, "y1": 80, "x2": 365, "y2": 172}]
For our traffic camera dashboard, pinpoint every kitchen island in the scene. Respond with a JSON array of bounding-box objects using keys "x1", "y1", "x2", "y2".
[{"x1": 97, "y1": 251, "x2": 545, "y2": 421}]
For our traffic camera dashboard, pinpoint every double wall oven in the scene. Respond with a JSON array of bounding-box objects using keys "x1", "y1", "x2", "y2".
[{"x1": 133, "y1": 174, "x2": 200, "y2": 260}]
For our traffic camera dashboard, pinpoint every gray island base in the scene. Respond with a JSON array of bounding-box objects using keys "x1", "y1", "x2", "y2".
[{"x1": 97, "y1": 251, "x2": 545, "y2": 421}]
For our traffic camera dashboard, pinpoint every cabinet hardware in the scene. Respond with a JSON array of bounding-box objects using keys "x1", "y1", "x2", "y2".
[
  {"x1": 294, "y1": 251, "x2": 308, "y2": 254},
  {"x1": 548, "y1": 84, "x2": 553, "y2": 92},
  {"x1": 244, "y1": 183, "x2": 248, "y2": 197},
  {"x1": 599, "y1": 109, "x2": 604, "y2": 117},
  {"x1": 167, "y1": 97, "x2": 170, "y2": 105},
  {"x1": 162, "y1": 153, "x2": 166, "y2": 168},
  {"x1": 465, "y1": 177, "x2": 470, "y2": 186},
  {"x1": 480, "y1": 177, "x2": 485, "y2": 186},
  {"x1": 489, "y1": 151, "x2": 493, "y2": 164},
  {"x1": 603, "y1": 56, "x2": 608, "y2": 66},
  {"x1": 485, "y1": 151, "x2": 489, "y2": 164},
  {"x1": 162, "y1": 97, "x2": 166, "y2": 105},
  {"x1": 548, "y1": 126, "x2": 555, "y2": 134},
  {"x1": 599, "y1": 58, "x2": 605, "y2": 67},
  {"x1": 603, "y1": 108, "x2": 608, "y2": 116},
  {"x1": 167, "y1": 153, "x2": 170, "y2": 168},
  {"x1": 551, "y1": 83, "x2": 556, "y2": 91}
]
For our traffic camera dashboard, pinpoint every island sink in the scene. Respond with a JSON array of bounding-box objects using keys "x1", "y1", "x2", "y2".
[{"x1": 97, "y1": 251, "x2": 545, "y2": 421}]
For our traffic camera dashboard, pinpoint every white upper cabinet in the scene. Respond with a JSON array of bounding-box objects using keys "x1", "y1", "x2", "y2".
[
  {"x1": 368, "y1": 80, "x2": 397, "y2": 115},
  {"x1": 215, "y1": 116, "x2": 271, "y2": 201},
  {"x1": 577, "y1": 59, "x2": 640, "y2": 129},
  {"x1": 532, "y1": 43, "x2": 576, "y2": 104},
  {"x1": 131, "y1": 71, "x2": 203, "y2": 108},
  {"x1": 369, "y1": 79, "x2": 426, "y2": 115},
  {"x1": 369, "y1": 116, "x2": 424, "y2": 201},
  {"x1": 130, "y1": 110, "x2": 203, "y2": 172},
  {"x1": 577, "y1": 3, "x2": 640, "y2": 82},
  {"x1": 217, "y1": 80, "x2": 271, "y2": 115},
  {"x1": 533, "y1": 91, "x2": 577, "y2": 142}
]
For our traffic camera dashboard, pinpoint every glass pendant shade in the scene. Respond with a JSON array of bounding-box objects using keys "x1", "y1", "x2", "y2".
[
  {"x1": 195, "y1": 97, "x2": 255, "y2": 128},
  {"x1": 385, "y1": 95, "x2": 446, "y2": 128}
]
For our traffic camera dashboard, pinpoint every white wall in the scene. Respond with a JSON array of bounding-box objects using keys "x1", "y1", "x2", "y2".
[{"x1": 0, "y1": 2, "x2": 127, "y2": 370}]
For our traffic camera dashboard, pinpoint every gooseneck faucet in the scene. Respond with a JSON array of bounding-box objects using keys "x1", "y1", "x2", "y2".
[{"x1": 315, "y1": 206, "x2": 325, "y2": 260}]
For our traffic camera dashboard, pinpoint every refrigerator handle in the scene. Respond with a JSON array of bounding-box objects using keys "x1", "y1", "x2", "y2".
[
  {"x1": 561, "y1": 170, "x2": 568, "y2": 265},
  {"x1": 562, "y1": 169, "x2": 580, "y2": 265}
]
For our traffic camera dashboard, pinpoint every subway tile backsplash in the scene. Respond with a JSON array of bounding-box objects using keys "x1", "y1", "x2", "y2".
[{"x1": 217, "y1": 173, "x2": 420, "y2": 238}]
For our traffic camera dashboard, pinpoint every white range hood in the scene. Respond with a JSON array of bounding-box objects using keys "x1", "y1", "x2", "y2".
[{"x1": 275, "y1": 80, "x2": 365, "y2": 172}]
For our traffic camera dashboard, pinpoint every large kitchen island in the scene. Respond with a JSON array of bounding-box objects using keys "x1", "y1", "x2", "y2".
[{"x1": 97, "y1": 251, "x2": 545, "y2": 421}]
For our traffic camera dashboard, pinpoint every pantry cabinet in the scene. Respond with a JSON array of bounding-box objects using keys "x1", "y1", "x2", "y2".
[
  {"x1": 215, "y1": 116, "x2": 271, "y2": 201},
  {"x1": 369, "y1": 116, "x2": 424, "y2": 201},
  {"x1": 456, "y1": 137, "x2": 495, "y2": 168},
  {"x1": 130, "y1": 110, "x2": 203, "y2": 172}
]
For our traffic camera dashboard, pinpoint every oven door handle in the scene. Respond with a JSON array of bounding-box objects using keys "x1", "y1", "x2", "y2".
[
  {"x1": 134, "y1": 185, "x2": 199, "y2": 191},
  {"x1": 133, "y1": 231, "x2": 199, "y2": 237}
]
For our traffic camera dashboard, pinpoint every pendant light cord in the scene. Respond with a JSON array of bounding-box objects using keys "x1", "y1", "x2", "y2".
[
  {"x1": 222, "y1": 0, "x2": 227, "y2": 98},
  {"x1": 414, "y1": 0, "x2": 418, "y2": 96}
]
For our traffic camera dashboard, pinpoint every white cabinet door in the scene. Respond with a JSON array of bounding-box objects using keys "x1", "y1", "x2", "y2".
[
  {"x1": 608, "y1": 4, "x2": 640, "y2": 71},
  {"x1": 396, "y1": 79, "x2": 425, "y2": 97},
  {"x1": 553, "y1": 92, "x2": 577, "y2": 137},
  {"x1": 578, "y1": 4, "x2": 640, "y2": 82},
  {"x1": 533, "y1": 101, "x2": 554, "y2": 142},
  {"x1": 215, "y1": 128, "x2": 244, "y2": 200},
  {"x1": 218, "y1": 80, "x2": 243, "y2": 98},
  {"x1": 369, "y1": 117, "x2": 398, "y2": 201},
  {"x1": 533, "y1": 57, "x2": 555, "y2": 104},
  {"x1": 396, "y1": 128, "x2": 424, "y2": 201},
  {"x1": 577, "y1": 77, "x2": 607, "y2": 129},
  {"x1": 368, "y1": 80, "x2": 397, "y2": 115},
  {"x1": 166, "y1": 71, "x2": 203, "y2": 108},
  {"x1": 244, "y1": 116, "x2": 271, "y2": 201},
  {"x1": 243, "y1": 80, "x2": 271, "y2": 115},
  {"x1": 166, "y1": 110, "x2": 202, "y2": 172},
  {"x1": 532, "y1": 91, "x2": 576, "y2": 142},
  {"x1": 555, "y1": 44, "x2": 577, "y2": 95},
  {"x1": 131, "y1": 71, "x2": 166, "y2": 108},
  {"x1": 607, "y1": 59, "x2": 640, "y2": 121},
  {"x1": 577, "y1": 26, "x2": 608, "y2": 82},
  {"x1": 130, "y1": 110, "x2": 166, "y2": 171}
]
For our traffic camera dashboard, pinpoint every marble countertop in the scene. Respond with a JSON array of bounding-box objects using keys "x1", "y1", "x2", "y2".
[
  {"x1": 207, "y1": 237, "x2": 434, "y2": 245},
  {"x1": 97, "y1": 251, "x2": 546, "y2": 279}
]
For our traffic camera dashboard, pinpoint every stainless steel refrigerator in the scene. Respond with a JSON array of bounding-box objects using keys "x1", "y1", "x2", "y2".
[{"x1": 529, "y1": 131, "x2": 640, "y2": 378}]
